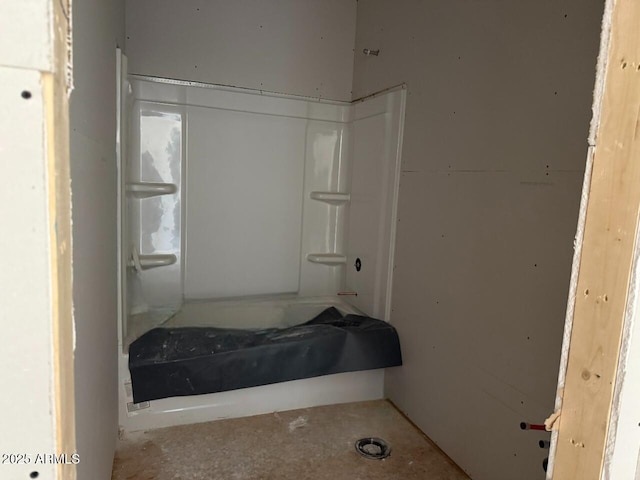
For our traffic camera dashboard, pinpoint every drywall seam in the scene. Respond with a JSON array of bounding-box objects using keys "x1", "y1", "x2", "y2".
[
  {"x1": 130, "y1": 74, "x2": 403, "y2": 108},
  {"x1": 546, "y1": 1, "x2": 615, "y2": 478},
  {"x1": 351, "y1": 83, "x2": 406, "y2": 104},
  {"x1": 129, "y1": 74, "x2": 350, "y2": 105}
]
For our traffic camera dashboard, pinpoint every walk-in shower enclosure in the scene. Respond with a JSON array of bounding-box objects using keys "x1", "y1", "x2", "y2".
[{"x1": 116, "y1": 50, "x2": 406, "y2": 431}]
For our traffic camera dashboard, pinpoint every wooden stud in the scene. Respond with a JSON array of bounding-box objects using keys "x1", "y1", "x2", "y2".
[
  {"x1": 47, "y1": 0, "x2": 76, "y2": 478},
  {"x1": 552, "y1": 1, "x2": 640, "y2": 478}
]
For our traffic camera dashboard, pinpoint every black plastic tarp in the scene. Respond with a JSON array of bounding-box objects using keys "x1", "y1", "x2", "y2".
[{"x1": 129, "y1": 307, "x2": 402, "y2": 403}]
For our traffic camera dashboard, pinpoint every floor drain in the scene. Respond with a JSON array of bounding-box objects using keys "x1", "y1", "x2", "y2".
[{"x1": 355, "y1": 437, "x2": 391, "y2": 460}]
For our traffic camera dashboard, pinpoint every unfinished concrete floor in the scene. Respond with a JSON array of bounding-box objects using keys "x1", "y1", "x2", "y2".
[{"x1": 112, "y1": 400, "x2": 469, "y2": 480}]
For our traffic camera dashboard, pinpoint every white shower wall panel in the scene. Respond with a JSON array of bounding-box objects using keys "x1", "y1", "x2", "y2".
[
  {"x1": 124, "y1": 77, "x2": 404, "y2": 318},
  {"x1": 127, "y1": 78, "x2": 355, "y2": 307},
  {"x1": 128, "y1": 101, "x2": 184, "y2": 311},
  {"x1": 346, "y1": 91, "x2": 405, "y2": 320},
  {"x1": 184, "y1": 107, "x2": 306, "y2": 298},
  {"x1": 298, "y1": 120, "x2": 351, "y2": 296},
  {"x1": 119, "y1": 79, "x2": 406, "y2": 430}
]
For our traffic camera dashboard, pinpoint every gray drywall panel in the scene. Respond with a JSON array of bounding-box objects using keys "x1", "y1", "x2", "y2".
[
  {"x1": 353, "y1": 1, "x2": 604, "y2": 478},
  {"x1": 126, "y1": 0, "x2": 357, "y2": 101},
  {"x1": 70, "y1": 0, "x2": 125, "y2": 477}
]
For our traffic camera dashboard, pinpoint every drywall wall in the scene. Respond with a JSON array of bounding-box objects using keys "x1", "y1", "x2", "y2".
[
  {"x1": 0, "y1": 5, "x2": 59, "y2": 478},
  {"x1": 70, "y1": 0, "x2": 125, "y2": 478},
  {"x1": 1, "y1": 1, "x2": 77, "y2": 478},
  {"x1": 0, "y1": 0, "x2": 53, "y2": 71},
  {"x1": 352, "y1": 1, "x2": 604, "y2": 479},
  {"x1": 125, "y1": 0, "x2": 357, "y2": 101}
]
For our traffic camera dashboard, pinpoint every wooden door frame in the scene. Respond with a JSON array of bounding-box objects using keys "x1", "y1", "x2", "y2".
[{"x1": 550, "y1": 0, "x2": 640, "y2": 478}]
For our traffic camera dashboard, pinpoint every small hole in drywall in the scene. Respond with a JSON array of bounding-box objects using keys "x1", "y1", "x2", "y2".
[
  {"x1": 622, "y1": 61, "x2": 628, "y2": 70},
  {"x1": 30, "y1": 472, "x2": 39, "y2": 479},
  {"x1": 585, "y1": 288, "x2": 589, "y2": 296},
  {"x1": 21, "y1": 90, "x2": 32, "y2": 99}
]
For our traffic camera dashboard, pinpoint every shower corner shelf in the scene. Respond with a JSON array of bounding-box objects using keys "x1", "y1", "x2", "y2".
[
  {"x1": 128, "y1": 253, "x2": 177, "y2": 271},
  {"x1": 309, "y1": 191, "x2": 351, "y2": 205},
  {"x1": 126, "y1": 182, "x2": 178, "y2": 199},
  {"x1": 306, "y1": 253, "x2": 347, "y2": 265}
]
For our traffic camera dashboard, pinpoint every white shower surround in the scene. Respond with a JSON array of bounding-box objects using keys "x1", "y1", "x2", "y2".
[{"x1": 117, "y1": 70, "x2": 405, "y2": 431}]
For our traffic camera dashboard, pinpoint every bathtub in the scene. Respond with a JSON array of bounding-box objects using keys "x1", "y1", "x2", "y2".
[
  {"x1": 119, "y1": 295, "x2": 386, "y2": 432},
  {"x1": 116, "y1": 73, "x2": 406, "y2": 432},
  {"x1": 124, "y1": 294, "x2": 364, "y2": 347}
]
